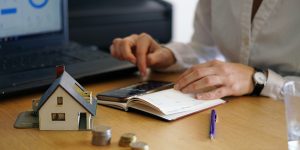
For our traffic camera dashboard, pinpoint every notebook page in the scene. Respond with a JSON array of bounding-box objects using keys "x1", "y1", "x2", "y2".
[
  {"x1": 136, "y1": 89, "x2": 224, "y2": 115},
  {"x1": 129, "y1": 99, "x2": 224, "y2": 120}
]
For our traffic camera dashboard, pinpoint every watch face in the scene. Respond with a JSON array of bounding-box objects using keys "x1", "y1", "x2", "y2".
[{"x1": 254, "y1": 72, "x2": 267, "y2": 84}]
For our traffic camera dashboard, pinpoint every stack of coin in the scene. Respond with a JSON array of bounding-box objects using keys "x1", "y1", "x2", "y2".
[
  {"x1": 119, "y1": 133, "x2": 137, "y2": 147},
  {"x1": 130, "y1": 141, "x2": 149, "y2": 150},
  {"x1": 91, "y1": 125, "x2": 112, "y2": 146}
]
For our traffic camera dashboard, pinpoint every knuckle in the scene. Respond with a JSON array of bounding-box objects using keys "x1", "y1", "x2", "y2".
[
  {"x1": 203, "y1": 77, "x2": 214, "y2": 85},
  {"x1": 140, "y1": 33, "x2": 151, "y2": 39},
  {"x1": 195, "y1": 70, "x2": 202, "y2": 77},
  {"x1": 231, "y1": 84, "x2": 240, "y2": 92},
  {"x1": 130, "y1": 34, "x2": 138, "y2": 37},
  {"x1": 120, "y1": 40, "x2": 129, "y2": 46},
  {"x1": 140, "y1": 32, "x2": 148, "y2": 36},
  {"x1": 113, "y1": 38, "x2": 122, "y2": 44}
]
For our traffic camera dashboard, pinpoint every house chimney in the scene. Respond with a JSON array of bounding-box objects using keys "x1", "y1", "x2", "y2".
[{"x1": 56, "y1": 65, "x2": 65, "y2": 78}]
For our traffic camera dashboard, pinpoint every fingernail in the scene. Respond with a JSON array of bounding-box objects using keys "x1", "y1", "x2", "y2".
[{"x1": 196, "y1": 94, "x2": 202, "y2": 99}]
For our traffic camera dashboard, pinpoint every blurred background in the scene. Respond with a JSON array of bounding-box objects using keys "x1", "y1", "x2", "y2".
[
  {"x1": 69, "y1": 0, "x2": 198, "y2": 50},
  {"x1": 164, "y1": 0, "x2": 198, "y2": 43}
]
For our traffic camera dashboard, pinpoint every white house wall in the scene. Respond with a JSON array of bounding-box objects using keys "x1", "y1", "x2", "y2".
[{"x1": 39, "y1": 86, "x2": 90, "y2": 130}]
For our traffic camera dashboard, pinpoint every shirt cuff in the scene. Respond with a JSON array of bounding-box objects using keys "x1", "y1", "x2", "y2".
[{"x1": 261, "y1": 69, "x2": 285, "y2": 100}]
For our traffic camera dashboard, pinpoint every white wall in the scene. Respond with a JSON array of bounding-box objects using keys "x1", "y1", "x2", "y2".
[{"x1": 164, "y1": 0, "x2": 198, "y2": 43}]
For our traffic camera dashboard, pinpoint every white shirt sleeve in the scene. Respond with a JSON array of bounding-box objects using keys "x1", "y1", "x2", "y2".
[
  {"x1": 261, "y1": 69, "x2": 285, "y2": 100},
  {"x1": 163, "y1": 0, "x2": 225, "y2": 72}
]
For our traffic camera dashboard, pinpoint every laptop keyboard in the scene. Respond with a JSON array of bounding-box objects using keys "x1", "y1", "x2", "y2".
[{"x1": 0, "y1": 42, "x2": 109, "y2": 76}]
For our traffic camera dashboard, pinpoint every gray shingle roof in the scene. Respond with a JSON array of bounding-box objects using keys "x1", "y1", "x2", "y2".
[{"x1": 36, "y1": 71, "x2": 97, "y2": 116}]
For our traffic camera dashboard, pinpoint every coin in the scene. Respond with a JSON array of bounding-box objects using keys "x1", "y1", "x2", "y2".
[
  {"x1": 91, "y1": 125, "x2": 112, "y2": 146},
  {"x1": 119, "y1": 133, "x2": 137, "y2": 147},
  {"x1": 130, "y1": 141, "x2": 149, "y2": 150}
]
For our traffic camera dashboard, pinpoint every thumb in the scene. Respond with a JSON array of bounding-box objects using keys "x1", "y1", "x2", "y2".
[{"x1": 147, "y1": 49, "x2": 175, "y2": 68}]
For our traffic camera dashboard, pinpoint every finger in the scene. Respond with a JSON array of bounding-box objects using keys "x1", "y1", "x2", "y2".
[
  {"x1": 174, "y1": 69, "x2": 196, "y2": 90},
  {"x1": 181, "y1": 75, "x2": 223, "y2": 93},
  {"x1": 125, "y1": 34, "x2": 139, "y2": 43},
  {"x1": 196, "y1": 86, "x2": 230, "y2": 100},
  {"x1": 175, "y1": 67, "x2": 216, "y2": 90},
  {"x1": 136, "y1": 34, "x2": 152, "y2": 76},
  {"x1": 110, "y1": 45, "x2": 116, "y2": 57},
  {"x1": 110, "y1": 42, "x2": 123, "y2": 60},
  {"x1": 119, "y1": 40, "x2": 137, "y2": 64},
  {"x1": 177, "y1": 62, "x2": 213, "y2": 82},
  {"x1": 176, "y1": 68, "x2": 194, "y2": 82},
  {"x1": 112, "y1": 38, "x2": 124, "y2": 60}
]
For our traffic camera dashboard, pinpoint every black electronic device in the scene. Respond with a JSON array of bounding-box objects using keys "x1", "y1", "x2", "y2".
[
  {"x1": 68, "y1": 0, "x2": 172, "y2": 51},
  {"x1": 0, "y1": 0, "x2": 136, "y2": 98},
  {"x1": 96, "y1": 80, "x2": 174, "y2": 103}
]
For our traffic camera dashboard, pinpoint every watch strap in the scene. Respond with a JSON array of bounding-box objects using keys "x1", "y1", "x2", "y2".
[{"x1": 250, "y1": 68, "x2": 266, "y2": 96}]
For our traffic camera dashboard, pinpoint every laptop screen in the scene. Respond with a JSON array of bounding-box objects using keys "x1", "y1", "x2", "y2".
[{"x1": 0, "y1": 0, "x2": 62, "y2": 41}]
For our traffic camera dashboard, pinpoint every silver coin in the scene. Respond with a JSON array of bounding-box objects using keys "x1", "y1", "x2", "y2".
[
  {"x1": 91, "y1": 125, "x2": 112, "y2": 146},
  {"x1": 130, "y1": 141, "x2": 149, "y2": 150}
]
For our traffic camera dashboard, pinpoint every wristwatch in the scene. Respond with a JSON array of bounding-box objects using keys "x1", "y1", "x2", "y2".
[{"x1": 251, "y1": 68, "x2": 267, "y2": 96}]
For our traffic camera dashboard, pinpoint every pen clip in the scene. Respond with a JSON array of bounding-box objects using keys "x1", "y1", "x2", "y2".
[
  {"x1": 210, "y1": 109, "x2": 217, "y2": 140},
  {"x1": 214, "y1": 112, "x2": 217, "y2": 123}
]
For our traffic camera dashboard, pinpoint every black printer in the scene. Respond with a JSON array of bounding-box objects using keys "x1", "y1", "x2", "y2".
[{"x1": 68, "y1": 0, "x2": 173, "y2": 51}]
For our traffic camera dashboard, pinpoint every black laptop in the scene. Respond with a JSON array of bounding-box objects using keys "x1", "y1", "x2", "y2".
[{"x1": 0, "y1": 0, "x2": 135, "y2": 97}]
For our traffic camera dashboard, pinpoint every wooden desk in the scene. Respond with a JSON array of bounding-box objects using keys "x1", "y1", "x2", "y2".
[{"x1": 0, "y1": 73, "x2": 288, "y2": 150}]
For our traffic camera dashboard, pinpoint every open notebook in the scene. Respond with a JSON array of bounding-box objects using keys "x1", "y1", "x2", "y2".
[{"x1": 97, "y1": 89, "x2": 225, "y2": 121}]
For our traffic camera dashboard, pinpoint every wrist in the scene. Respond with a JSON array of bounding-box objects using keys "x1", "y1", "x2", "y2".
[
  {"x1": 250, "y1": 68, "x2": 268, "y2": 96},
  {"x1": 161, "y1": 45, "x2": 176, "y2": 66}
]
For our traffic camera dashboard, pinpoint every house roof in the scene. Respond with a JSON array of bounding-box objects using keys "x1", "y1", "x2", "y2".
[{"x1": 36, "y1": 71, "x2": 97, "y2": 116}]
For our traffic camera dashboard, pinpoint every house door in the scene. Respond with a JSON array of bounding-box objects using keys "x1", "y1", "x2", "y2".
[{"x1": 79, "y1": 113, "x2": 87, "y2": 130}]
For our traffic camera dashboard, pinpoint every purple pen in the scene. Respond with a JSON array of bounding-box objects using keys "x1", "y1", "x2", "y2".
[{"x1": 209, "y1": 109, "x2": 217, "y2": 139}]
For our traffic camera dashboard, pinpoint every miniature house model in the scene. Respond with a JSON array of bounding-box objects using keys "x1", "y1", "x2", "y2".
[{"x1": 32, "y1": 67, "x2": 97, "y2": 130}]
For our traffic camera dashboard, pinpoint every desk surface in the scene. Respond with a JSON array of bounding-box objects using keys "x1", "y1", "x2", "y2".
[{"x1": 0, "y1": 72, "x2": 288, "y2": 150}]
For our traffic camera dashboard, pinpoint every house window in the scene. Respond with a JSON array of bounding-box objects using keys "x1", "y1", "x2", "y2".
[
  {"x1": 57, "y1": 97, "x2": 63, "y2": 105},
  {"x1": 51, "y1": 113, "x2": 65, "y2": 121}
]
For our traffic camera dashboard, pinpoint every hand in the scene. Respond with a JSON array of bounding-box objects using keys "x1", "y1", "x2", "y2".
[
  {"x1": 174, "y1": 60, "x2": 255, "y2": 100},
  {"x1": 110, "y1": 33, "x2": 176, "y2": 76}
]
